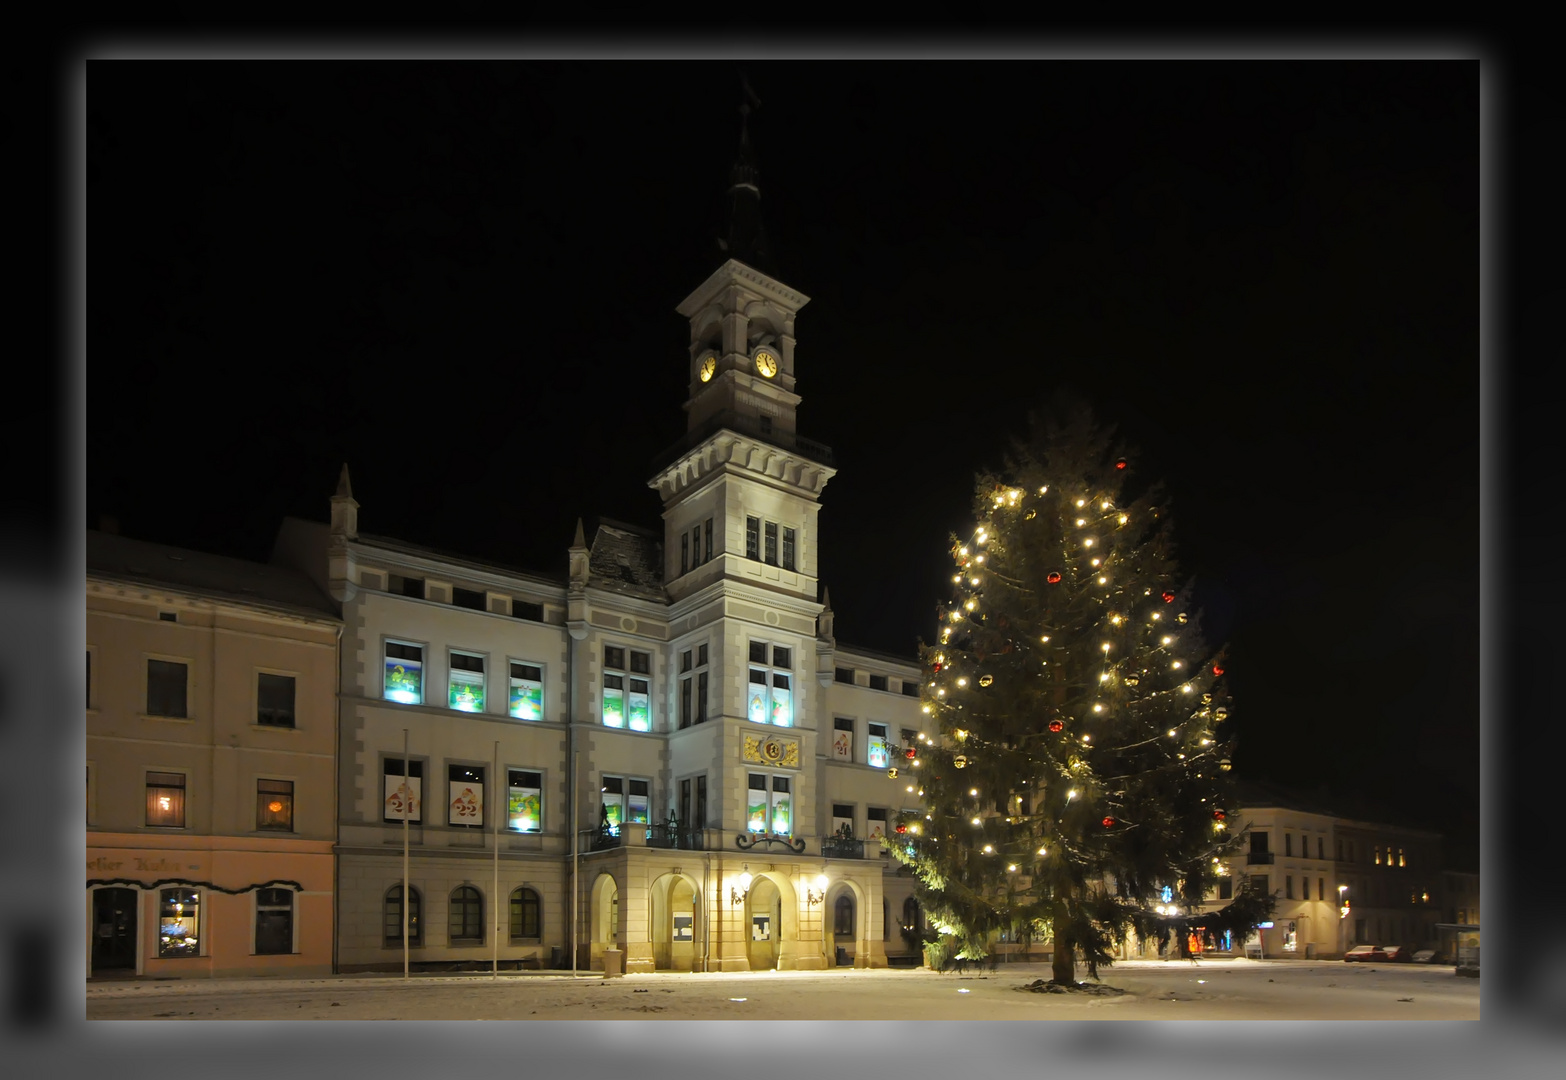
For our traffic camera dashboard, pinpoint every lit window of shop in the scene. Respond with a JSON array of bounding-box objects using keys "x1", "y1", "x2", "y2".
[
  {"x1": 158, "y1": 888, "x2": 200, "y2": 957},
  {"x1": 145, "y1": 771, "x2": 186, "y2": 828},
  {"x1": 747, "y1": 642, "x2": 793, "y2": 727},
  {"x1": 255, "y1": 888, "x2": 294, "y2": 955},
  {"x1": 256, "y1": 778, "x2": 294, "y2": 832},
  {"x1": 508, "y1": 662, "x2": 544, "y2": 721},
  {"x1": 384, "y1": 641, "x2": 424, "y2": 704},
  {"x1": 448, "y1": 764, "x2": 485, "y2": 828},
  {"x1": 507, "y1": 769, "x2": 542, "y2": 833},
  {"x1": 449, "y1": 652, "x2": 485, "y2": 712}
]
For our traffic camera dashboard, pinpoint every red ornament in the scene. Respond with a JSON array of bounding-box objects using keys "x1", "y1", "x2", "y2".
[
  {"x1": 1047, "y1": 572, "x2": 1062, "y2": 584},
  {"x1": 1212, "y1": 665, "x2": 1224, "y2": 676},
  {"x1": 1048, "y1": 719, "x2": 1064, "y2": 733},
  {"x1": 1101, "y1": 816, "x2": 1116, "y2": 828},
  {"x1": 1115, "y1": 459, "x2": 1127, "y2": 470},
  {"x1": 896, "y1": 823, "x2": 908, "y2": 835},
  {"x1": 905, "y1": 747, "x2": 916, "y2": 759},
  {"x1": 1161, "y1": 591, "x2": 1175, "y2": 603},
  {"x1": 1212, "y1": 809, "x2": 1226, "y2": 821},
  {"x1": 933, "y1": 662, "x2": 942, "y2": 673}
]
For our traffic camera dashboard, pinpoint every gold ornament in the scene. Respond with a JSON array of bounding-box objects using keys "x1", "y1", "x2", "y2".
[
  {"x1": 953, "y1": 755, "x2": 968, "y2": 769},
  {"x1": 979, "y1": 675, "x2": 993, "y2": 687}
]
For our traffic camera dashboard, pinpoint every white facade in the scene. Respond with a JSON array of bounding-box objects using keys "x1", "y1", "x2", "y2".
[{"x1": 273, "y1": 258, "x2": 932, "y2": 973}]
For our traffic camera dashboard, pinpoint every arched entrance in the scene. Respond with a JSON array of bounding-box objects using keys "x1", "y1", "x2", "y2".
[
  {"x1": 649, "y1": 872, "x2": 702, "y2": 971},
  {"x1": 745, "y1": 874, "x2": 784, "y2": 970},
  {"x1": 91, "y1": 887, "x2": 138, "y2": 975},
  {"x1": 827, "y1": 879, "x2": 867, "y2": 967},
  {"x1": 589, "y1": 872, "x2": 619, "y2": 969}
]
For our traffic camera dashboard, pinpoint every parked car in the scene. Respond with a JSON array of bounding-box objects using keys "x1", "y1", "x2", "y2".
[
  {"x1": 1380, "y1": 945, "x2": 1413, "y2": 963},
  {"x1": 1411, "y1": 949, "x2": 1437, "y2": 963},
  {"x1": 1344, "y1": 945, "x2": 1388, "y2": 962}
]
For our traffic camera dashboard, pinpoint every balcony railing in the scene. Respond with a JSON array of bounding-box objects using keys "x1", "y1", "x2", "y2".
[
  {"x1": 1246, "y1": 852, "x2": 1275, "y2": 865},
  {"x1": 646, "y1": 824, "x2": 706, "y2": 850},
  {"x1": 821, "y1": 836, "x2": 866, "y2": 860}
]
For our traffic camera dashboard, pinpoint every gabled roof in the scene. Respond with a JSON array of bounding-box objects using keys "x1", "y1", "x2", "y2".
[{"x1": 87, "y1": 530, "x2": 338, "y2": 620}]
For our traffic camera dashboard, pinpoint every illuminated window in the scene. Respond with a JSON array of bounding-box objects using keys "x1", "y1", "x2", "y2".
[
  {"x1": 507, "y1": 769, "x2": 542, "y2": 833},
  {"x1": 256, "y1": 778, "x2": 293, "y2": 832},
  {"x1": 448, "y1": 764, "x2": 485, "y2": 828},
  {"x1": 831, "y1": 803, "x2": 855, "y2": 837},
  {"x1": 255, "y1": 888, "x2": 294, "y2": 955},
  {"x1": 145, "y1": 771, "x2": 186, "y2": 828},
  {"x1": 831, "y1": 717, "x2": 854, "y2": 761},
  {"x1": 867, "y1": 807, "x2": 888, "y2": 844},
  {"x1": 257, "y1": 673, "x2": 295, "y2": 727},
  {"x1": 449, "y1": 886, "x2": 483, "y2": 944},
  {"x1": 508, "y1": 662, "x2": 543, "y2": 721},
  {"x1": 384, "y1": 642, "x2": 424, "y2": 704},
  {"x1": 746, "y1": 773, "x2": 792, "y2": 835},
  {"x1": 384, "y1": 885, "x2": 422, "y2": 946},
  {"x1": 600, "y1": 775, "x2": 650, "y2": 834},
  {"x1": 747, "y1": 641, "x2": 793, "y2": 727},
  {"x1": 158, "y1": 888, "x2": 200, "y2": 957},
  {"x1": 449, "y1": 652, "x2": 485, "y2": 712},
  {"x1": 509, "y1": 887, "x2": 541, "y2": 941},
  {"x1": 147, "y1": 659, "x2": 188, "y2": 718},
  {"x1": 602, "y1": 646, "x2": 651, "y2": 730},
  {"x1": 867, "y1": 722, "x2": 890, "y2": 768},
  {"x1": 382, "y1": 758, "x2": 423, "y2": 824}
]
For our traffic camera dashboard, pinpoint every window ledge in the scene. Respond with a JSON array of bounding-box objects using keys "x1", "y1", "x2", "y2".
[
  {"x1": 142, "y1": 714, "x2": 195, "y2": 723},
  {"x1": 252, "y1": 723, "x2": 300, "y2": 733}
]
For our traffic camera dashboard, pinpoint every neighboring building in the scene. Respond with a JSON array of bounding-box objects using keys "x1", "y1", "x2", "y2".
[
  {"x1": 1115, "y1": 784, "x2": 1457, "y2": 961},
  {"x1": 86, "y1": 531, "x2": 340, "y2": 979},
  {"x1": 272, "y1": 252, "x2": 930, "y2": 973}
]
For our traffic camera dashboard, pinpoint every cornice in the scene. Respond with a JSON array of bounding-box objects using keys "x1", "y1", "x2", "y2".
[
  {"x1": 650, "y1": 429, "x2": 836, "y2": 503},
  {"x1": 676, "y1": 258, "x2": 810, "y2": 317}
]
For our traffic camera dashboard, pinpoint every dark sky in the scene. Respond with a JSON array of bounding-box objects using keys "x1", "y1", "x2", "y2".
[{"x1": 86, "y1": 61, "x2": 1478, "y2": 866}]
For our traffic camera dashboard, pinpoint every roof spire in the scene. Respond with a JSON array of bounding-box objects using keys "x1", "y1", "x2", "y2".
[
  {"x1": 335, "y1": 463, "x2": 354, "y2": 501},
  {"x1": 718, "y1": 73, "x2": 772, "y2": 275}
]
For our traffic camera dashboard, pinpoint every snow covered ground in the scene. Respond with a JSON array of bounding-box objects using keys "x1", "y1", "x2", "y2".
[{"x1": 84, "y1": 957, "x2": 1479, "y2": 1020}]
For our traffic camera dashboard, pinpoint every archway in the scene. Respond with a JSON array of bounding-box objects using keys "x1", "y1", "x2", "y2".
[
  {"x1": 827, "y1": 878, "x2": 867, "y2": 967},
  {"x1": 649, "y1": 872, "x2": 702, "y2": 971},
  {"x1": 588, "y1": 871, "x2": 619, "y2": 969}
]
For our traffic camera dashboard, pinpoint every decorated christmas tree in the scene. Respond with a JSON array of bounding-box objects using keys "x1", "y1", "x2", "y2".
[{"x1": 889, "y1": 401, "x2": 1273, "y2": 984}]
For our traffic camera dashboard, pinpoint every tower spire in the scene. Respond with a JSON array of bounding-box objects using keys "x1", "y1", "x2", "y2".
[{"x1": 718, "y1": 74, "x2": 772, "y2": 275}]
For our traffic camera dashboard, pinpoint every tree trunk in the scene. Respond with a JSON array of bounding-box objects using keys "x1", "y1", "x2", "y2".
[{"x1": 1050, "y1": 899, "x2": 1075, "y2": 985}]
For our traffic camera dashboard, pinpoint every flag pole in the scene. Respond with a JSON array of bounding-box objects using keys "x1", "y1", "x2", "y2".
[
  {"x1": 492, "y1": 739, "x2": 500, "y2": 979},
  {"x1": 402, "y1": 727, "x2": 410, "y2": 980}
]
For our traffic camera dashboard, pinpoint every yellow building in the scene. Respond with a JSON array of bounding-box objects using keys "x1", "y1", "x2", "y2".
[{"x1": 86, "y1": 531, "x2": 340, "y2": 978}]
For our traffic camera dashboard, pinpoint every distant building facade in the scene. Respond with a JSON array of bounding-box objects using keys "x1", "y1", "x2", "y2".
[
  {"x1": 86, "y1": 532, "x2": 340, "y2": 978},
  {"x1": 271, "y1": 255, "x2": 931, "y2": 974}
]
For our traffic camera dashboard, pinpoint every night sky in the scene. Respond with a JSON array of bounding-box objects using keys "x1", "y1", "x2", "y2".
[{"x1": 86, "y1": 62, "x2": 1478, "y2": 867}]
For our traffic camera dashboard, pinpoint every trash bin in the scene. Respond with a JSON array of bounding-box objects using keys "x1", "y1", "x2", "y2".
[{"x1": 602, "y1": 948, "x2": 624, "y2": 977}]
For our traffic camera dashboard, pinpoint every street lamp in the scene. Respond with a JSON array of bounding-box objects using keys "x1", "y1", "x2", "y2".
[
  {"x1": 805, "y1": 874, "x2": 829, "y2": 907},
  {"x1": 1338, "y1": 884, "x2": 1350, "y2": 957},
  {"x1": 730, "y1": 867, "x2": 752, "y2": 907}
]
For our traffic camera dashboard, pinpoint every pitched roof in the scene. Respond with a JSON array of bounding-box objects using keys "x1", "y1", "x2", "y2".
[
  {"x1": 86, "y1": 530, "x2": 338, "y2": 619},
  {"x1": 587, "y1": 520, "x2": 665, "y2": 600}
]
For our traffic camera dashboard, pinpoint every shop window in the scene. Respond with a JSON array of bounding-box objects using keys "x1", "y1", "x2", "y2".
[
  {"x1": 255, "y1": 888, "x2": 294, "y2": 955},
  {"x1": 384, "y1": 885, "x2": 422, "y2": 946},
  {"x1": 448, "y1": 886, "x2": 483, "y2": 944},
  {"x1": 747, "y1": 641, "x2": 793, "y2": 727},
  {"x1": 257, "y1": 673, "x2": 296, "y2": 727},
  {"x1": 158, "y1": 887, "x2": 200, "y2": 957},
  {"x1": 256, "y1": 778, "x2": 294, "y2": 832},
  {"x1": 449, "y1": 652, "x2": 485, "y2": 712},
  {"x1": 147, "y1": 659, "x2": 188, "y2": 717},
  {"x1": 448, "y1": 764, "x2": 485, "y2": 828},
  {"x1": 834, "y1": 894, "x2": 854, "y2": 936},
  {"x1": 509, "y1": 662, "x2": 543, "y2": 721},
  {"x1": 145, "y1": 771, "x2": 186, "y2": 828},
  {"x1": 384, "y1": 641, "x2": 424, "y2": 704},
  {"x1": 867, "y1": 722, "x2": 890, "y2": 768},
  {"x1": 510, "y1": 887, "x2": 541, "y2": 941},
  {"x1": 507, "y1": 769, "x2": 542, "y2": 833},
  {"x1": 382, "y1": 758, "x2": 423, "y2": 823}
]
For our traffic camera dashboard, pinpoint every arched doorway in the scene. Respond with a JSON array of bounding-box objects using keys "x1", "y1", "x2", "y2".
[
  {"x1": 589, "y1": 872, "x2": 619, "y2": 969},
  {"x1": 91, "y1": 887, "x2": 138, "y2": 975},
  {"x1": 649, "y1": 873, "x2": 701, "y2": 971},
  {"x1": 745, "y1": 875, "x2": 784, "y2": 970}
]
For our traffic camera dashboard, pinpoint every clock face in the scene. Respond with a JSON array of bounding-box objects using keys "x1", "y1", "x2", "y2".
[
  {"x1": 754, "y1": 350, "x2": 778, "y2": 378},
  {"x1": 699, "y1": 355, "x2": 716, "y2": 382}
]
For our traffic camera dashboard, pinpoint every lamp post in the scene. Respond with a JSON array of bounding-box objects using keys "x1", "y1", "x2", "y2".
[
  {"x1": 804, "y1": 874, "x2": 829, "y2": 966},
  {"x1": 1338, "y1": 884, "x2": 1350, "y2": 958},
  {"x1": 730, "y1": 867, "x2": 752, "y2": 907}
]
